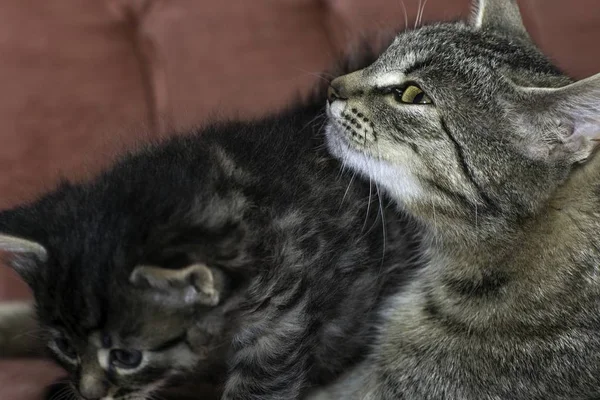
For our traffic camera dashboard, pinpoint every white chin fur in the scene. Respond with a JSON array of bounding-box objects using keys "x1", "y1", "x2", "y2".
[{"x1": 325, "y1": 123, "x2": 423, "y2": 203}]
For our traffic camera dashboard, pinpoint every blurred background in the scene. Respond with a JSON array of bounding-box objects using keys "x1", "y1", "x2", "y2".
[{"x1": 0, "y1": 0, "x2": 598, "y2": 399}]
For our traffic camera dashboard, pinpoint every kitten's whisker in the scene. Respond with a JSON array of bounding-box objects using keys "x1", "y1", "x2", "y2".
[
  {"x1": 11, "y1": 328, "x2": 47, "y2": 341},
  {"x1": 49, "y1": 385, "x2": 72, "y2": 400}
]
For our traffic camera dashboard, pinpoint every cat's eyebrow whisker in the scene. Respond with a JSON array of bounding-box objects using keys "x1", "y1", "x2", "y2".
[
  {"x1": 416, "y1": 0, "x2": 429, "y2": 29},
  {"x1": 398, "y1": 0, "x2": 409, "y2": 29},
  {"x1": 415, "y1": 0, "x2": 422, "y2": 29}
]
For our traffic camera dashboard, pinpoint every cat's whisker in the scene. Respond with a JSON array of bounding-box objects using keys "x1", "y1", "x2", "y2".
[
  {"x1": 316, "y1": 114, "x2": 330, "y2": 133},
  {"x1": 339, "y1": 172, "x2": 357, "y2": 211},
  {"x1": 415, "y1": 0, "x2": 422, "y2": 29},
  {"x1": 372, "y1": 142, "x2": 388, "y2": 268},
  {"x1": 375, "y1": 181, "x2": 387, "y2": 269},
  {"x1": 301, "y1": 112, "x2": 327, "y2": 135},
  {"x1": 399, "y1": 0, "x2": 409, "y2": 29},
  {"x1": 417, "y1": 0, "x2": 429, "y2": 28},
  {"x1": 290, "y1": 67, "x2": 335, "y2": 84},
  {"x1": 361, "y1": 178, "x2": 374, "y2": 235},
  {"x1": 432, "y1": 202, "x2": 438, "y2": 237},
  {"x1": 475, "y1": 202, "x2": 479, "y2": 233}
]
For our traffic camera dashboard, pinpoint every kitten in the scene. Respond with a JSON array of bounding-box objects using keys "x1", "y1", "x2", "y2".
[
  {"x1": 0, "y1": 53, "x2": 419, "y2": 400},
  {"x1": 310, "y1": 0, "x2": 600, "y2": 399}
]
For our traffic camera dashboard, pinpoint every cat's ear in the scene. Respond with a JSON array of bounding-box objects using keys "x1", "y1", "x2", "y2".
[
  {"x1": 0, "y1": 234, "x2": 47, "y2": 286},
  {"x1": 471, "y1": 0, "x2": 530, "y2": 40},
  {"x1": 130, "y1": 263, "x2": 221, "y2": 307},
  {"x1": 521, "y1": 73, "x2": 600, "y2": 164}
]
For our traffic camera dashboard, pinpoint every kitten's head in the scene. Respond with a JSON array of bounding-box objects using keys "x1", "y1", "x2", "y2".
[
  {"x1": 0, "y1": 190, "x2": 236, "y2": 400},
  {"x1": 326, "y1": 0, "x2": 600, "y2": 230}
]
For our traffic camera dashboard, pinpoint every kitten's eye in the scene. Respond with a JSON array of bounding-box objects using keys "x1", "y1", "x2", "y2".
[
  {"x1": 110, "y1": 349, "x2": 143, "y2": 369},
  {"x1": 393, "y1": 85, "x2": 432, "y2": 105},
  {"x1": 54, "y1": 337, "x2": 77, "y2": 359}
]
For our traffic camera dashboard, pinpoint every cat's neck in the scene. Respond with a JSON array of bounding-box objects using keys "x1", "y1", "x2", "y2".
[
  {"x1": 414, "y1": 152, "x2": 600, "y2": 326},
  {"x1": 421, "y1": 151, "x2": 600, "y2": 266}
]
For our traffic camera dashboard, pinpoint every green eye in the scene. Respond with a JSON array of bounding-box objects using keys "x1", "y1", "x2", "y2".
[{"x1": 393, "y1": 85, "x2": 432, "y2": 105}]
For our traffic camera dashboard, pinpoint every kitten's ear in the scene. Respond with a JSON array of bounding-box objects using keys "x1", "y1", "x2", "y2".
[
  {"x1": 0, "y1": 234, "x2": 47, "y2": 286},
  {"x1": 471, "y1": 0, "x2": 530, "y2": 40},
  {"x1": 130, "y1": 263, "x2": 221, "y2": 307},
  {"x1": 521, "y1": 73, "x2": 600, "y2": 164}
]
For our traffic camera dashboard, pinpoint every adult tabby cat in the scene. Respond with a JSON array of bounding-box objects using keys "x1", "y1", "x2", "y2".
[
  {"x1": 310, "y1": 0, "x2": 600, "y2": 399},
  {"x1": 0, "y1": 50, "x2": 418, "y2": 400}
]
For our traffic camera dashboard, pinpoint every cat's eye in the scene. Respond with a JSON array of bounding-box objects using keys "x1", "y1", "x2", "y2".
[
  {"x1": 110, "y1": 349, "x2": 143, "y2": 369},
  {"x1": 53, "y1": 337, "x2": 77, "y2": 360},
  {"x1": 393, "y1": 85, "x2": 432, "y2": 105}
]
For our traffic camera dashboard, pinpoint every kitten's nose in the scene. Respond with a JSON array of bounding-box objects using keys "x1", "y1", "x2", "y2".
[{"x1": 78, "y1": 375, "x2": 109, "y2": 400}]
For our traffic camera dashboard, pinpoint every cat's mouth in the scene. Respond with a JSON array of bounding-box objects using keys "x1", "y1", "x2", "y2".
[{"x1": 326, "y1": 103, "x2": 377, "y2": 151}]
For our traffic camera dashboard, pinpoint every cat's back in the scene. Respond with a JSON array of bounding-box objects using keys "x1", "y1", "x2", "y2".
[{"x1": 105, "y1": 102, "x2": 337, "y2": 210}]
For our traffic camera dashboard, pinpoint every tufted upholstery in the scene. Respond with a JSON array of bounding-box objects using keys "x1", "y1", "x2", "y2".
[{"x1": 0, "y1": 1, "x2": 599, "y2": 399}]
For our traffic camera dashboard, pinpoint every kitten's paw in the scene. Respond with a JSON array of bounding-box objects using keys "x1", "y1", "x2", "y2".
[{"x1": 0, "y1": 301, "x2": 46, "y2": 357}]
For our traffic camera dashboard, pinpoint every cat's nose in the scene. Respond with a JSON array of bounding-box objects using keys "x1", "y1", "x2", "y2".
[
  {"x1": 328, "y1": 71, "x2": 364, "y2": 104},
  {"x1": 327, "y1": 81, "x2": 348, "y2": 104}
]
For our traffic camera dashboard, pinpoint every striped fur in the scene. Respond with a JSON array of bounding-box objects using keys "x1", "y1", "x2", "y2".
[
  {"x1": 313, "y1": 0, "x2": 600, "y2": 399},
  {"x1": 0, "y1": 46, "x2": 420, "y2": 400}
]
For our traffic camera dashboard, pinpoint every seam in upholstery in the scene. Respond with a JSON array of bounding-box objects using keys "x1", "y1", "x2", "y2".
[{"x1": 107, "y1": 0, "x2": 170, "y2": 134}]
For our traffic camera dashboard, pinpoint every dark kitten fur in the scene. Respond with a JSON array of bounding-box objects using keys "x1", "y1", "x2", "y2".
[{"x1": 0, "y1": 47, "x2": 419, "y2": 400}]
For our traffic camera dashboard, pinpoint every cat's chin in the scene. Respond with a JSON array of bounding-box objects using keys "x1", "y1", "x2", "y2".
[{"x1": 325, "y1": 123, "x2": 424, "y2": 206}]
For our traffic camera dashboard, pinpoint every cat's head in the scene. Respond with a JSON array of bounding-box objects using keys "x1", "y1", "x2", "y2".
[
  {"x1": 326, "y1": 0, "x2": 600, "y2": 232},
  {"x1": 0, "y1": 191, "x2": 236, "y2": 400}
]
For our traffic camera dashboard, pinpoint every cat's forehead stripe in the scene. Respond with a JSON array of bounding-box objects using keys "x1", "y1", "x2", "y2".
[
  {"x1": 372, "y1": 51, "x2": 433, "y2": 87},
  {"x1": 373, "y1": 73, "x2": 406, "y2": 88}
]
